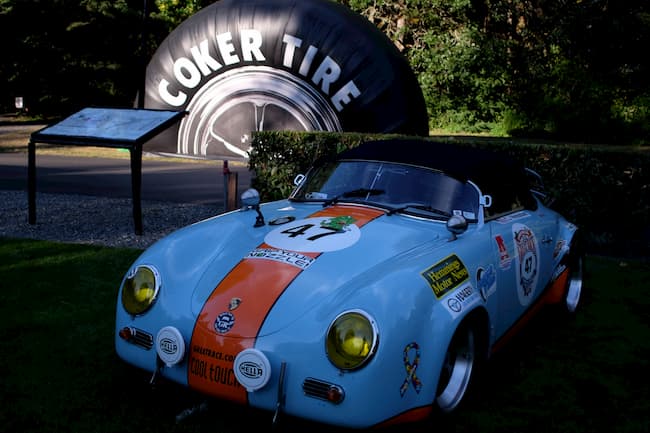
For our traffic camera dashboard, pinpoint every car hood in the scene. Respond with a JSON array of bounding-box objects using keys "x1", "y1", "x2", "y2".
[{"x1": 143, "y1": 201, "x2": 450, "y2": 337}]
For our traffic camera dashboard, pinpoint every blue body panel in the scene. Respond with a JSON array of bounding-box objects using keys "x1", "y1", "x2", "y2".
[{"x1": 115, "y1": 195, "x2": 576, "y2": 428}]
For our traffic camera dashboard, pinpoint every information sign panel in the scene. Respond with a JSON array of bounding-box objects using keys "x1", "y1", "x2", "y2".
[{"x1": 28, "y1": 108, "x2": 187, "y2": 235}]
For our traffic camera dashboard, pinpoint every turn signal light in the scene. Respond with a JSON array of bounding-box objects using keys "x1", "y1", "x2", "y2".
[
  {"x1": 119, "y1": 326, "x2": 135, "y2": 341},
  {"x1": 327, "y1": 385, "x2": 345, "y2": 404}
]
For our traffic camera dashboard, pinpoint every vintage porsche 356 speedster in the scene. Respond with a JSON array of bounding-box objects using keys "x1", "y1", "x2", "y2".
[{"x1": 115, "y1": 138, "x2": 583, "y2": 429}]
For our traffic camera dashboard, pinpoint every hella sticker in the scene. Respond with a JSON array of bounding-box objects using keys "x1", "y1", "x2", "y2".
[{"x1": 233, "y1": 348, "x2": 271, "y2": 391}]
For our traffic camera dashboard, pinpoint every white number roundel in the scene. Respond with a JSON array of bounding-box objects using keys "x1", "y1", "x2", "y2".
[{"x1": 264, "y1": 217, "x2": 360, "y2": 253}]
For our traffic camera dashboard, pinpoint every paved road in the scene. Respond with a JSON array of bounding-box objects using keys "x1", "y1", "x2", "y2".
[{"x1": 0, "y1": 152, "x2": 252, "y2": 206}]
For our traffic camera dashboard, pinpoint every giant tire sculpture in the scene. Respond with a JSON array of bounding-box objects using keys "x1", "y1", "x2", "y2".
[{"x1": 144, "y1": 0, "x2": 429, "y2": 159}]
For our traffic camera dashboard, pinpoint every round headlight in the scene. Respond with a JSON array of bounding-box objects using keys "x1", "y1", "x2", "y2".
[
  {"x1": 121, "y1": 265, "x2": 160, "y2": 315},
  {"x1": 326, "y1": 310, "x2": 378, "y2": 370}
]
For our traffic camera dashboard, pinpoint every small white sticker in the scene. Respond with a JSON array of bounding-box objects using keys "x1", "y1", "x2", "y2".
[
  {"x1": 443, "y1": 284, "x2": 480, "y2": 318},
  {"x1": 246, "y1": 248, "x2": 315, "y2": 269}
]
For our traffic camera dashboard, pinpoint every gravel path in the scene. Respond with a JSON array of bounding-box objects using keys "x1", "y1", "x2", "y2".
[
  {"x1": 1, "y1": 118, "x2": 233, "y2": 250},
  {"x1": 0, "y1": 190, "x2": 223, "y2": 249}
]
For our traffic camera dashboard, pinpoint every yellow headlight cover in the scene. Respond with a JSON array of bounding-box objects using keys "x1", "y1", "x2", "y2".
[
  {"x1": 326, "y1": 310, "x2": 378, "y2": 370},
  {"x1": 121, "y1": 265, "x2": 160, "y2": 315}
]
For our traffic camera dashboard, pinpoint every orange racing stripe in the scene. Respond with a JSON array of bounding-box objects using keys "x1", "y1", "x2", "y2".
[{"x1": 187, "y1": 205, "x2": 385, "y2": 402}]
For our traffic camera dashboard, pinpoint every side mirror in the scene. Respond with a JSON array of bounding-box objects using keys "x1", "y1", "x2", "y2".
[
  {"x1": 241, "y1": 188, "x2": 261, "y2": 207},
  {"x1": 446, "y1": 214, "x2": 468, "y2": 241},
  {"x1": 240, "y1": 188, "x2": 265, "y2": 227}
]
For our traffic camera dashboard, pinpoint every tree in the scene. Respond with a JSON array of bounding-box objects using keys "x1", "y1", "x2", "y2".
[{"x1": 1, "y1": 0, "x2": 647, "y2": 144}]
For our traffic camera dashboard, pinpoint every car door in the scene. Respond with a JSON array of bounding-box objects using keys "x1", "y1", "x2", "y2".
[{"x1": 487, "y1": 190, "x2": 556, "y2": 338}]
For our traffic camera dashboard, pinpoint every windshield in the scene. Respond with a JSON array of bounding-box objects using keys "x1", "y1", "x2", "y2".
[{"x1": 290, "y1": 160, "x2": 480, "y2": 221}]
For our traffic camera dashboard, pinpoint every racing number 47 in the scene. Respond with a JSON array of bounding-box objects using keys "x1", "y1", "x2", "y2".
[{"x1": 281, "y1": 224, "x2": 341, "y2": 241}]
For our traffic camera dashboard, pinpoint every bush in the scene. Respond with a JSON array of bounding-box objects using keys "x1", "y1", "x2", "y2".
[{"x1": 249, "y1": 131, "x2": 650, "y2": 257}]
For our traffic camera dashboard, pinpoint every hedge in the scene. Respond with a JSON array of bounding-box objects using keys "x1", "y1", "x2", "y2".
[{"x1": 248, "y1": 131, "x2": 650, "y2": 257}]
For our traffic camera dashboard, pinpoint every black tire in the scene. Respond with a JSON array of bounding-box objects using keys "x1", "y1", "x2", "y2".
[
  {"x1": 143, "y1": 0, "x2": 428, "y2": 159},
  {"x1": 435, "y1": 322, "x2": 478, "y2": 413}
]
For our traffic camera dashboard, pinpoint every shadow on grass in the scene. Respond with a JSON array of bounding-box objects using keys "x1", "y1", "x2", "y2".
[{"x1": 1, "y1": 239, "x2": 648, "y2": 433}]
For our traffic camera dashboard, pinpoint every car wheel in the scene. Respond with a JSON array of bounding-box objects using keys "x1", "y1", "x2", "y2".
[
  {"x1": 435, "y1": 323, "x2": 477, "y2": 413},
  {"x1": 143, "y1": 0, "x2": 429, "y2": 159},
  {"x1": 564, "y1": 240, "x2": 585, "y2": 313}
]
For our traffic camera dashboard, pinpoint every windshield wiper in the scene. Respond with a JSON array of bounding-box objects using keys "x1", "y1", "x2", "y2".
[
  {"x1": 387, "y1": 203, "x2": 452, "y2": 218},
  {"x1": 323, "y1": 188, "x2": 385, "y2": 207}
]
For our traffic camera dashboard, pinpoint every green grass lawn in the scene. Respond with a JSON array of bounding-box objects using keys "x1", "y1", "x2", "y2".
[{"x1": 0, "y1": 238, "x2": 648, "y2": 433}]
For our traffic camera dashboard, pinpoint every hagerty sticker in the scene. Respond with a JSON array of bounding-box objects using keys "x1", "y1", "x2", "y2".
[
  {"x1": 421, "y1": 254, "x2": 469, "y2": 299},
  {"x1": 443, "y1": 284, "x2": 481, "y2": 318}
]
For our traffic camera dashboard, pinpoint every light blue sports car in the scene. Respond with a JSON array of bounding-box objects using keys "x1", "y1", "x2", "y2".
[{"x1": 115, "y1": 138, "x2": 583, "y2": 429}]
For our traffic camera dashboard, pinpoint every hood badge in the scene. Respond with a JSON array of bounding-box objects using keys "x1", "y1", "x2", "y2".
[
  {"x1": 214, "y1": 312, "x2": 235, "y2": 334},
  {"x1": 228, "y1": 297, "x2": 242, "y2": 311}
]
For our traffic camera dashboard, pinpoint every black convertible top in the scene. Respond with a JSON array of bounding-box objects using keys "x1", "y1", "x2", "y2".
[{"x1": 337, "y1": 138, "x2": 529, "y2": 195}]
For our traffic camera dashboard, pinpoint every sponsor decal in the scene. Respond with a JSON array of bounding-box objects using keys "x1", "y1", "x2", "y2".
[
  {"x1": 159, "y1": 338, "x2": 178, "y2": 356},
  {"x1": 192, "y1": 344, "x2": 236, "y2": 362},
  {"x1": 264, "y1": 216, "x2": 360, "y2": 252},
  {"x1": 155, "y1": 326, "x2": 185, "y2": 367},
  {"x1": 320, "y1": 215, "x2": 356, "y2": 231},
  {"x1": 495, "y1": 211, "x2": 530, "y2": 224},
  {"x1": 553, "y1": 239, "x2": 566, "y2": 260},
  {"x1": 443, "y1": 284, "x2": 481, "y2": 318},
  {"x1": 513, "y1": 223, "x2": 540, "y2": 306},
  {"x1": 447, "y1": 297, "x2": 462, "y2": 313},
  {"x1": 421, "y1": 254, "x2": 469, "y2": 299},
  {"x1": 494, "y1": 235, "x2": 512, "y2": 270},
  {"x1": 157, "y1": 31, "x2": 361, "y2": 112},
  {"x1": 189, "y1": 351, "x2": 241, "y2": 388},
  {"x1": 233, "y1": 348, "x2": 271, "y2": 391},
  {"x1": 476, "y1": 265, "x2": 497, "y2": 301},
  {"x1": 214, "y1": 312, "x2": 235, "y2": 333},
  {"x1": 238, "y1": 361, "x2": 264, "y2": 380},
  {"x1": 246, "y1": 247, "x2": 315, "y2": 270},
  {"x1": 400, "y1": 342, "x2": 422, "y2": 397}
]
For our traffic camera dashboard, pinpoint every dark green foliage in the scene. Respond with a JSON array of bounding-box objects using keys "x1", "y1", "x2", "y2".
[
  {"x1": 250, "y1": 131, "x2": 650, "y2": 256},
  {"x1": 1, "y1": 0, "x2": 648, "y2": 143},
  {"x1": 344, "y1": 0, "x2": 650, "y2": 144},
  {"x1": 248, "y1": 130, "x2": 372, "y2": 199},
  {"x1": 478, "y1": 141, "x2": 650, "y2": 256}
]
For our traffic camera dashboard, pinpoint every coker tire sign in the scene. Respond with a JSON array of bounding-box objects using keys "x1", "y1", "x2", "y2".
[{"x1": 144, "y1": 0, "x2": 429, "y2": 159}]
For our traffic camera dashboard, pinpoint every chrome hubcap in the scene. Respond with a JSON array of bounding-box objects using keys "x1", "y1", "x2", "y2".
[
  {"x1": 566, "y1": 255, "x2": 583, "y2": 313},
  {"x1": 436, "y1": 328, "x2": 475, "y2": 412}
]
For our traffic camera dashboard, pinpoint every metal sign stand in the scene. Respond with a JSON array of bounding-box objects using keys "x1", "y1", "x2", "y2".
[
  {"x1": 222, "y1": 160, "x2": 239, "y2": 211},
  {"x1": 28, "y1": 107, "x2": 187, "y2": 235}
]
